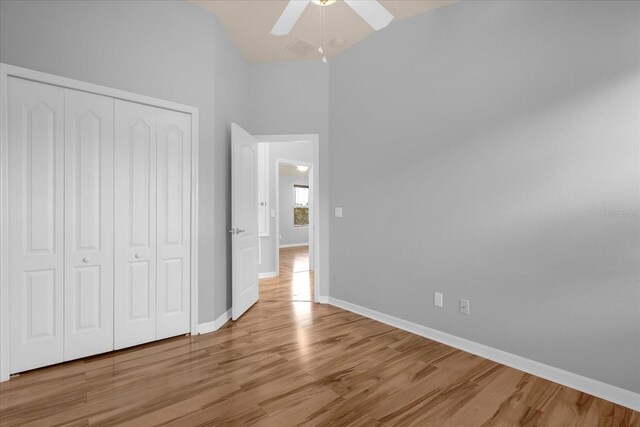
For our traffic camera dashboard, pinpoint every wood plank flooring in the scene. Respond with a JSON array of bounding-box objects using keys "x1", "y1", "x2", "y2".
[
  {"x1": 260, "y1": 246, "x2": 314, "y2": 302},
  {"x1": 1, "y1": 245, "x2": 638, "y2": 426}
]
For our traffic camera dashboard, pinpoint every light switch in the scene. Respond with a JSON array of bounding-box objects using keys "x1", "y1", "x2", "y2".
[
  {"x1": 434, "y1": 292, "x2": 443, "y2": 308},
  {"x1": 270, "y1": 209, "x2": 276, "y2": 218},
  {"x1": 335, "y1": 207, "x2": 343, "y2": 218}
]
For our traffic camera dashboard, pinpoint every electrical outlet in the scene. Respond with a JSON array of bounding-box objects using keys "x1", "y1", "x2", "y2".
[
  {"x1": 335, "y1": 207, "x2": 343, "y2": 218},
  {"x1": 459, "y1": 299, "x2": 470, "y2": 316},
  {"x1": 434, "y1": 292, "x2": 443, "y2": 308}
]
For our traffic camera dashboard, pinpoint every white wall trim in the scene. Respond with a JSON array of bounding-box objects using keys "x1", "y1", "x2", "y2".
[
  {"x1": 259, "y1": 271, "x2": 278, "y2": 279},
  {"x1": 279, "y1": 243, "x2": 309, "y2": 249},
  {"x1": 198, "y1": 321, "x2": 217, "y2": 335},
  {"x1": 189, "y1": 86, "x2": 200, "y2": 340},
  {"x1": 198, "y1": 309, "x2": 232, "y2": 335},
  {"x1": 0, "y1": 63, "x2": 202, "y2": 382},
  {"x1": 0, "y1": 65, "x2": 9, "y2": 382},
  {"x1": 318, "y1": 296, "x2": 329, "y2": 304},
  {"x1": 328, "y1": 297, "x2": 640, "y2": 412}
]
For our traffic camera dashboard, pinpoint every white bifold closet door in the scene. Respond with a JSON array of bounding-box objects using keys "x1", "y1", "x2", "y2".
[
  {"x1": 8, "y1": 78, "x2": 65, "y2": 374},
  {"x1": 156, "y1": 109, "x2": 192, "y2": 340},
  {"x1": 114, "y1": 100, "x2": 158, "y2": 349},
  {"x1": 114, "y1": 100, "x2": 191, "y2": 349},
  {"x1": 7, "y1": 76, "x2": 192, "y2": 373},
  {"x1": 63, "y1": 89, "x2": 115, "y2": 361}
]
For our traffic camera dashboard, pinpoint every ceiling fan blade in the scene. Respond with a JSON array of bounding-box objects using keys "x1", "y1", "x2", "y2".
[
  {"x1": 271, "y1": 0, "x2": 311, "y2": 36},
  {"x1": 344, "y1": 0, "x2": 393, "y2": 31}
]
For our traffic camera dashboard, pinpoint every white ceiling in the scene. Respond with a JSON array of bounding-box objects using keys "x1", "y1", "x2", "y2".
[
  {"x1": 190, "y1": 0, "x2": 456, "y2": 63},
  {"x1": 280, "y1": 164, "x2": 310, "y2": 176}
]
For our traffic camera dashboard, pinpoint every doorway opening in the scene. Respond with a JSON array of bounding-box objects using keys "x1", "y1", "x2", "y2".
[
  {"x1": 255, "y1": 137, "x2": 319, "y2": 303},
  {"x1": 230, "y1": 126, "x2": 321, "y2": 321}
]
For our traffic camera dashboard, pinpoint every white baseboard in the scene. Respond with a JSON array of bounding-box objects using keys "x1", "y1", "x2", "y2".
[
  {"x1": 198, "y1": 309, "x2": 231, "y2": 335},
  {"x1": 279, "y1": 243, "x2": 308, "y2": 248},
  {"x1": 328, "y1": 297, "x2": 640, "y2": 412},
  {"x1": 198, "y1": 321, "x2": 216, "y2": 335},
  {"x1": 259, "y1": 271, "x2": 278, "y2": 279},
  {"x1": 317, "y1": 296, "x2": 329, "y2": 304}
]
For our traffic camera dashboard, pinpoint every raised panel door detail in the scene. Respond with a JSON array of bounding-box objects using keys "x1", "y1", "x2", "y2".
[
  {"x1": 25, "y1": 103, "x2": 56, "y2": 254},
  {"x1": 165, "y1": 126, "x2": 183, "y2": 245},
  {"x1": 64, "y1": 89, "x2": 114, "y2": 361},
  {"x1": 76, "y1": 111, "x2": 101, "y2": 251},
  {"x1": 163, "y1": 259, "x2": 183, "y2": 314},
  {"x1": 8, "y1": 77, "x2": 65, "y2": 374},
  {"x1": 239, "y1": 248, "x2": 256, "y2": 293},
  {"x1": 129, "y1": 262, "x2": 151, "y2": 320},
  {"x1": 239, "y1": 145, "x2": 257, "y2": 236},
  {"x1": 114, "y1": 100, "x2": 157, "y2": 350},
  {"x1": 24, "y1": 269, "x2": 56, "y2": 339},
  {"x1": 156, "y1": 109, "x2": 191, "y2": 340},
  {"x1": 74, "y1": 266, "x2": 101, "y2": 330},
  {"x1": 130, "y1": 120, "x2": 151, "y2": 248}
]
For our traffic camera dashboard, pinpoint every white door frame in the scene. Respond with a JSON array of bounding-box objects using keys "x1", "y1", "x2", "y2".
[
  {"x1": 0, "y1": 63, "x2": 201, "y2": 382},
  {"x1": 275, "y1": 158, "x2": 314, "y2": 278},
  {"x1": 256, "y1": 134, "x2": 321, "y2": 303}
]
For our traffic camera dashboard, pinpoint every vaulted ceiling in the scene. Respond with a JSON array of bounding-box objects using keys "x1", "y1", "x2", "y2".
[{"x1": 190, "y1": 0, "x2": 456, "y2": 63}]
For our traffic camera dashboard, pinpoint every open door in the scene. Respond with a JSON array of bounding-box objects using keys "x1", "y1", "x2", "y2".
[{"x1": 231, "y1": 123, "x2": 260, "y2": 320}]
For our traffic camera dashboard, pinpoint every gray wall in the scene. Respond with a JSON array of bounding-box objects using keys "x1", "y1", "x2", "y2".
[
  {"x1": 249, "y1": 62, "x2": 330, "y2": 296},
  {"x1": 329, "y1": 0, "x2": 640, "y2": 393},
  {"x1": 0, "y1": 0, "x2": 250, "y2": 323},
  {"x1": 258, "y1": 141, "x2": 313, "y2": 275},
  {"x1": 280, "y1": 174, "x2": 310, "y2": 247}
]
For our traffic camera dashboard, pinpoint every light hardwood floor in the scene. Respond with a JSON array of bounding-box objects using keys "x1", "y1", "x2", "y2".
[
  {"x1": 0, "y1": 245, "x2": 638, "y2": 426},
  {"x1": 261, "y1": 246, "x2": 314, "y2": 303}
]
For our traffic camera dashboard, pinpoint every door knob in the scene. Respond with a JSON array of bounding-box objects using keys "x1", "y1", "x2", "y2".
[
  {"x1": 82, "y1": 257, "x2": 91, "y2": 263},
  {"x1": 134, "y1": 253, "x2": 141, "y2": 259},
  {"x1": 237, "y1": 228, "x2": 246, "y2": 234}
]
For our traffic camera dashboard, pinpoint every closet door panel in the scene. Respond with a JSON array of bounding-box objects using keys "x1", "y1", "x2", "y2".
[
  {"x1": 156, "y1": 109, "x2": 191, "y2": 339},
  {"x1": 64, "y1": 89, "x2": 114, "y2": 360},
  {"x1": 8, "y1": 77, "x2": 65, "y2": 373},
  {"x1": 114, "y1": 100, "x2": 157, "y2": 350}
]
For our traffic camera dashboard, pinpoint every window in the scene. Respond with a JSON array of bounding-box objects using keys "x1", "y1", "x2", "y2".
[{"x1": 294, "y1": 185, "x2": 309, "y2": 227}]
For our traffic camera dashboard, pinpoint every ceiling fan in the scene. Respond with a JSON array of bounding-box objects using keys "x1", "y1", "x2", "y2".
[{"x1": 271, "y1": 0, "x2": 394, "y2": 36}]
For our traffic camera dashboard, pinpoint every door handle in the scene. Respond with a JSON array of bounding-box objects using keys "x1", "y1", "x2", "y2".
[
  {"x1": 228, "y1": 228, "x2": 246, "y2": 235},
  {"x1": 134, "y1": 253, "x2": 142, "y2": 259},
  {"x1": 82, "y1": 257, "x2": 91, "y2": 263}
]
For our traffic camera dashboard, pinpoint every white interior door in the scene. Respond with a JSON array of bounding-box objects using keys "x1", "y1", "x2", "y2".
[
  {"x1": 156, "y1": 109, "x2": 191, "y2": 339},
  {"x1": 257, "y1": 143, "x2": 270, "y2": 237},
  {"x1": 231, "y1": 123, "x2": 259, "y2": 320},
  {"x1": 114, "y1": 100, "x2": 157, "y2": 349},
  {"x1": 8, "y1": 78, "x2": 65, "y2": 373},
  {"x1": 64, "y1": 89, "x2": 115, "y2": 360}
]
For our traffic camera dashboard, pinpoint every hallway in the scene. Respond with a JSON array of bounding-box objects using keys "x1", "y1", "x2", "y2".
[{"x1": 260, "y1": 246, "x2": 314, "y2": 302}]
